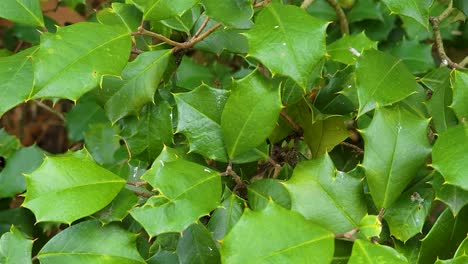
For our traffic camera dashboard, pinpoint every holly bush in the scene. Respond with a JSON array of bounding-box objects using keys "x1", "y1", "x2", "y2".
[{"x1": 0, "y1": 0, "x2": 468, "y2": 263}]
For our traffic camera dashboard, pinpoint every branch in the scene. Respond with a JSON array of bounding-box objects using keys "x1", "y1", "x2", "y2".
[
  {"x1": 254, "y1": 0, "x2": 272, "y2": 8},
  {"x1": 301, "y1": 0, "x2": 315, "y2": 9},
  {"x1": 340, "y1": 141, "x2": 364, "y2": 155},
  {"x1": 33, "y1": 100, "x2": 65, "y2": 121},
  {"x1": 221, "y1": 161, "x2": 245, "y2": 192},
  {"x1": 460, "y1": 56, "x2": 468, "y2": 68},
  {"x1": 131, "y1": 189, "x2": 153, "y2": 198},
  {"x1": 194, "y1": 17, "x2": 210, "y2": 38},
  {"x1": 335, "y1": 228, "x2": 359, "y2": 240},
  {"x1": 326, "y1": 0, "x2": 349, "y2": 35},
  {"x1": 280, "y1": 109, "x2": 302, "y2": 132},
  {"x1": 268, "y1": 157, "x2": 281, "y2": 179},
  {"x1": 127, "y1": 181, "x2": 147, "y2": 187},
  {"x1": 134, "y1": 26, "x2": 185, "y2": 48}
]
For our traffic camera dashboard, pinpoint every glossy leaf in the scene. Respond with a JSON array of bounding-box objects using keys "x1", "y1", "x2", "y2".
[
  {"x1": 121, "y1": 101, "x2": 173, "y2": 163},
  {"x1": 284, "y1": 154, "x2": 367, "y2": 233},
  {"x1": 0, "y1": 146, "x2": 44, "y2": 198},
  {"x1": 207, "y1": 188, "x2": 244, "y2": 240},
  {"x1": 161, "y1": 6, "x2": 200, "y2": 33},
  {"x1": 97, "y1": 3, "x2": 142, "y2": 33},
  {"x1": 22, "y1": 150, "x2": 126, "y2": 223},
  {"x1": 358, "y1": 215, "x2": 382, "y2": 240},
  {"x1": 202, "y1": 0, "x2": 253, "y2": 29},
  {"x1": 38, "y1": 220, "x2": 145, "y2": 264},
  {"x1": 451, "y1": 70, "x2": 468, "y2": 120},
  {"x1": 247, "y1": 179, "x2": 291, "y2": 210},
  {"x1": 95, "y1": 188, "x2": 138, "y2": 224},
  {"x1": 327, "y1": 32, "x2": 377, "y2": 65},
  {"x1": 381, "y1": 0, "x2": 432, "y2": 28},
  {"x1": 175, "y1": 85, "x2": 229, "y2": 161},
  {"x1": 195, "y1": 27, "x2": 248, "y2": 55},
  {"x1": 360, "y1": 106, "x2": 431, "y2": 208},
  {"x1": 65, "y1": 99, "x2": 110, "y2": 142},
  {"x1": 355, "y1": 49, "x2": 418, "y2": 115},
  {"x1": 221, "y1": 202, "x2": 334, "y2": 264},
  {"x1": 244, "y1": 3, "x2": 328, "y2": 87},
  {"x1": 454, "y1": 0, "x2": 468, "y2": 16},
  {"x1": 432, "y1": 123, "x2": 468, "y2": 190},
  {"x1": 388, "y1": 39, "x2": 435, "y2": 74},
  {"x1": 104, "y1": 50, "x2": 171, "y2": 122},
  {"x1": 221, "y1": 71, "x2": 281, "y2": 159},
  {"x1": 176, "y1": 224, "x2": 220, "y2": 264},
  {"x1": 133, "y1": 0, "x2": 200, "y2": 21},
  {"x1": 348, "y1": 239, "x2": 408, "y2": 264},
  {"x1": 431, "y1": 172, "x2": 468, "y2": 216},
  {"x1": 0, "y1": 0, "x2": 44, "y2": 27},
  {"x1": 175, "y1": 57, "x2": 215, "y2": 89},
  {"x1": 0, "y1": 129, "x2": 20, "y2": 158},
  {"x1": 384, "y1": 186, "x2": 433, "y2": 242},
  {"x1": 84, "y1": 123, "x2": 120, "y2": 165},
  {"x1": 131, "y1": 158, "x2": 221, "y2": 236},
  {"x1": 347, "y1": 0, "x2": 383, "y2": 22},
  {"x1": 303, "y1": 115, "x2": 349, "y2": 158},
  {"x1": 0, "y1": 47, "x2": 37, "y2": 117},
  {"x1": 0, "y1": 226, "x2": 32, "y2": 264},
  {"x1": 32, "y1": 22, "x2": 131, "y2": 100}
]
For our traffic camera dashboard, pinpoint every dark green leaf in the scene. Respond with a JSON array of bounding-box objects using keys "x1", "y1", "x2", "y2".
[
  {"x1": 84, "y1": 123, "x2": 120, "y2": 165},
  {"x1": 247, "y1": 179, "x2": 291, "y2": 210},
  {"x1": 161, "y1": 6, "x2": 200, "y2": 33},
  {"x1": 360, "y1": 106, "x2": 431, "y2": 208},
  {"x1": 454, "y1": 0, "x2": 468, "y2": 16},
  {"x1": 133, "y1": 0, "x2": 200, "y2": 21},
  {"x1": 95, "y1": 188, "x2": 138, "y2": 224},
  {"x1": 202, "y1": 0, "x2": 253, "y2": 29},
  {"x1": 65, "y1": 99, "x2": 110, "y2": 142},
  {"x1": 388, "y1": 39, "x2": 435, "y2": 74},
  {"x1": 431, "y1": 172, "x2": 468, "y2": 216},
  {"x1": 207, "y1": 188, "x2": 244, "y2": 240},
  {"x1": 244, "y1": 3, "x2": 328, "y2": 87},
  {"x1": 221, "y1": 201, "x2": 335, "y2": 263},
  {"x1": 381, "y1": 0, "x2": 432, "y2": 28},
  {"x1": 0, "y1": 226, "x2": 33, "y2": 264},
  {"x1": 38, "y1": 220, "x2": 145, "y2": 263},
  {"x1": 347, "y1": 0, "x2": 383, "y2": 23},
  {"x1": 284, "y1": 154, "x2": 367, "y2": 233},
  {"x1": 303, "y1": 115, "x2": 349, "y2": 158},
  {"x1": 176, "y1": 224, "x2": 220, "y2": 264}
]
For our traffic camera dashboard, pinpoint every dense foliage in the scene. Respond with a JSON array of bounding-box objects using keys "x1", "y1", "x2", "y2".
[{"x1": 0, "y1": 0, "x2": 468, "y2": 263}]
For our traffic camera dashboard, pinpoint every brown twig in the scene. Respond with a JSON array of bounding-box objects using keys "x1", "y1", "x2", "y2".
[
  {"x1": 134, "y1": 26, "x2": 185, "y2": 48},
  {"x1": 254, "y1": 0, "x2": 272, "y2": 8},
  {"x1": 326, "y1": 0, "x2": 349, "y2": 35},
  {"x1": 340, "y1": 142, "x2": 364, "y2": 155},
  {"x1": 377, "y1": 208, "x2": 385, "y2": 222},
  {"x1": 131, "y1": 189, "x2": 153, "y2": 198},
  {"x1": 301, "y1": 0, "x2": 315, "y2": 9},
  {"x1": 33, "y1": 100, "x2": 65, "y2": 122},
  {"x1": 127, "y1": 181, "x2": 147, "y2": 187},
  {"x1": 335, "y1": 228, "x2": 359, "y2": 240},
  {"x1": 280, "y1": 109, "x2": 302, "y2": 132},
  {"x1": 459, "y1": 56, "x2": 468, "y2": 68},
  {"x1": 221, "y1": 161, "x2": 245, "y2": 192},
  {"x1": 193, "y1": 17, "x2": 210, "y2": 38},
  {"x1": 131, "y1": 47, "x2": 144, "y2": 55},
  {"x1": 268, "y1": 157, "x2": 281, "y2": 178}
]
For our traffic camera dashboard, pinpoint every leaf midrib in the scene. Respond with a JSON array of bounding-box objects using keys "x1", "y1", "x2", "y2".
[{"x1": 15, "y1": 0, "x2": 43, "y2": 26}]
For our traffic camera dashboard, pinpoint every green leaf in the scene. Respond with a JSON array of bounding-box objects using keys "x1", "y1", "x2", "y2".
[
  {"x1": 0, "y1": 0, "x2": 44, "y2": 27},
  {"x1": 131, "y1": 158, "x2": 221, "y2": 236},
  {"x1": 61, "y1": 0, "x2": 85, "y2": 9},
  {"x1": 356, "y1": 49, "x2": 418, "y2": 115},
  {"x1": 244, "y1": 3, "x2": 328, "y2": 88},
  {"x1": 454, "y1": 0, "x2": 468, "y2": 16},
  {"x1": 358, "y1": 215, "x2": 382, "y2": 240},
  {"x1": 0, "y1": 226, "x2": 33, "y2": 264},
  {"x1": 175, "y1": 85, "x2": 229, "y2": 161},
  {"x1": 176, "y1": 224, "x2": 220, "y2": 264},
  {"x1": 381, "y1": 0, "x2": 433, "y2": 29},
  {"x1": 327, "y1": 32, "x2": 378, "y2": 65},
  {"x1": 284, "y1": 154, "x2": 367, "y2": 233},
  {"x1": 417, "y1": 207, "x2": 468, "y2": 263},
  {"x1": 432, "y1": 123, "x2": 468, "y2": 190},
  {"x1": 0, "y1": 208, "x2": 35, "y2": 237},
  {"x1": 384, "y1": 186, "x2": 433, "y2": 242},
  {"x1": 22, "y1": 150, "x2": 126, "y2": 224},
  {"x1": 0, "y1": 146, "x2": 44, "y2": 198},
  {"x1": 388, "y1": 39, "x2": 435, "y2": 74},
  {"x1": 97, "y1": 3, "x2": 143, "y2": 33},
  {"x1": 84, "y1": 123, "x2": 120, "y2": 165},
  {"x1": 220, "y1": 201, "x2": 334, "y2": 264},
  {"x1": 207, "y1": 188, "x2": 244, "y2": 240},
  {"x1": 95, "y1": 188, "x2": 138, "y2": 224},
  {"x1": 133, "y1": 0, "x2": 200, "y2": 21},
  {"x1": 161, "y1": 6, "x2": 200, "y2": 33},
  {"x1": 451, "y1": 70, "x2": 468, "y2": 120},
  {"x1": 303, "y1": 115, "x2": 349, "y2": 158},
  {"x1": 202, "y1": 0, "x2": 253, "y2": 29},
  {"x1": 305, "y1": 0, "x2": 337, "y2": 22},
  {"x1": 32, "y1": 22, "x2": 131, "y2": 100},
  {"x1": 104, "y1": 50, "x2": 171, "y2": 122},
  {"x1": 422, "y1": 67, "x2": 457, "y2": 133},
  {"x1": 175, "y1": 57, "x2": 215, "y2": 89},
  {"x1": 247, "y1": 179, "x2": 291, "y2": 210},
  {"x1": 348, "y1": 239, "x2": 408, "y2": 264},
  {"x1": 195, "y1": 26, "x2": 249, "y2": 55},
  {"x1": 65, "y1": 99, "x2": 110, "y2": 142},
  {"x1": 0, "y1": 47, "x2": 37, "y2": 117},
  {"x1": 360, "y1": 106, "x2": 431, "y2": 208},
  {"x1": 38, "y1": 220, "x2": 145, "y2": 264},
  {"x1": 120, "y1": 101, "x2": 173, "y2": 163},
  {"x1": 221, "y1": 71, "x2": 281, "y2": 159},
  {"x1": 0, "y1": 129, "x2": 20, "y2": 158},
  {"x1": 431, "y1": 172, "x2": 468, "y2": 216},
  {"x1": 347, "y1": 0, "x2": 384, "y2": 23}
]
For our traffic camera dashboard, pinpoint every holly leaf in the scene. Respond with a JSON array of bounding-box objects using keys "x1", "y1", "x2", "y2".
[
  {"x1": 431, "y1": 172, "x2": 468, "y2": 217},
  {"x1": 220, "y1": 202, "x2": 334, "y2": 264},
  {"x1": 32, "y1": 22, "x2": 131, "y2": 101},
  {"x1": 360, "y1": 106, "x2": 431, "y2": 208},
  {"x1": 303, "y1": 115, "x2": 349, "y2": 158},
  {"x1": 327, "y1": 32, "x2": 377, "y2": 65},
  {"x1": 0, "y1": 226, "x2": 33, "y2": 264},
  {"x1": 104, "y1": 50, "x2": 172, "y2": 123},
  {"x1": 37, "y1": 220, "x2": 145, "y2": 263},
  {"x1": 0, "y1": 129, "x2": 20, "y2": 158},
  {"x1": 22, "y1": 150, "x2": 126, "y2": 224},
  {"x1": 348, "y1": 239, "x2": 408, "y2": 264},
  {"x1": 432, "y1": 123, "x2": 468, "y2": 190},
  {"x1": 95, "y1": 188, "x2": 138, "y2": 224},
  {"x1": 358, "y1": 215, "x2": 382, "y2": 240},
  {"x1": 451, "y1": 70, "x2": 468, "y2": 120},
  {"x1": 176, "y1": 224, "x2": 220, "y2": 264},
  {"x1": 221, "y1": 71, "x2": 281, "y2": 159},
  {"x1": 132, "y1": 0, "x2": 200, "y2": 21},
  {"x1": 283, "y1": 154, "x2": 367, "y2": 233},
  {"x1": 0, "y1": 0, "x2": 44, "y2": 27},
  {"x1": 247, "y1": 179, "x2": 291, "y2": 211},
  {"x1": 175, "y1": 85, "x2": 230, "y2": 161},
  {"x1": 161, "y1": 6, "x2": 200, "y2": 33},
  {"x1": 65, "y1": 99, "x2": 109, "y2": 142},
  {"x1": 244, "y1": 3, "x2": 328, "y2": 88},
  {"x1": 384, "y1": 186, "x2": 433, "y2": 242},
  {"x1": 97, "y1": 3, "x2": 143, "y2": 33},
  {"x1": 356, "y1": 49, "x2": 418, "y2": 116},
  {"x1": 388, "y1": 39, "x2": 435, "y2": 74},
  {"x1": 207, "y1": 188, "x2": 244, "y2": 240},
  {"x1": 0, "y1": 47, "x2": 37, "y2": 117},
  {"x1": 84, "y1": 123, "x2": 120, "y2": 165},
  {"x1": 381, "y1": 0, "x2": 432, "y2": 29},
  {"x1": 0, "y1": 146, "x2": 44, "y2": 199},
  {"x1": 131, "y1": 157, "x2": 221, "y2": 236},
  {"x1": 202, "y1": 0, "x2": 253, "y2": 29}
]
